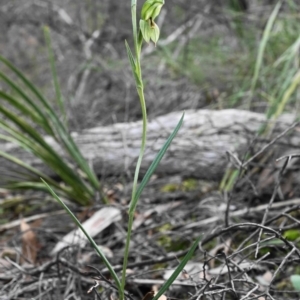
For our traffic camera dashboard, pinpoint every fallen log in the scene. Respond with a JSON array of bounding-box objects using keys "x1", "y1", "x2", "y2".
[{"x1": 1, "y1": 109, "x2": 299, "y2": 181}]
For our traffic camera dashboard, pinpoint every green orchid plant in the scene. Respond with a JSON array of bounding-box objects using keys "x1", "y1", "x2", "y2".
[{"x1": 43, "y1": 1, "x2": 201, "y2": 299}]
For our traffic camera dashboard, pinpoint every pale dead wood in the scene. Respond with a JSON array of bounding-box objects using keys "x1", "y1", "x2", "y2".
[
  {"x1": 51, "y1": 206, "x2": 121, "y2": 255},
  {"x1": 0, "y1": 210, "x2": 66, "y2": 232},
  {"x1": 1, "y1": 109, "x2": 299, "y2": 180}
]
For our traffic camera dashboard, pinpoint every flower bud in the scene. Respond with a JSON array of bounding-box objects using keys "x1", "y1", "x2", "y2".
[
  {"x1": 141, "y1": 0, "x2": 164, "y2": 22},
  {"x1": 140, "y1": 0, "x2": 164, "y2": 45},
  {"x1": 140, "y1": 19, "x2": 160, "y2": 46},
  {"x1": 149, "y1": 22, "x2": 160, "y2": 45}
]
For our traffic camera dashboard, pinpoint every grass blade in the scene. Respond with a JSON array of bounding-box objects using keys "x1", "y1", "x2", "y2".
[
  {"x1": 0, "y1": 150, "x2": 73, "y2": 197},
  {"x1": 0, "y1": 55, "x2": 99, "y2": 191},
  {"x1": 0, "y1": 117, "x2": 93, "y2": 204},
  {"x1": 130, "y1": 112, "x2": 184, "y2": 212},
  {"x1": 274, "y1": 70, "x2": 300, "y2": 118},
  {"x1": 274, "y1": 34, "x2": 300, "y2": 67},
  {"x1": 250, "y1": 1, "x2": 282, "y2": 97},
  {"x1": 152, "y1": 235, "x2": 202, "y2": 300},
  {"x1": 0, "y1": 108, "x2": 89, "y2": 188},
  {"x1": 0, "y1": 91, "x2": 45, "y2": 128},
  {"x1": 41, "y1": 179, "x2": 122, "y2": 294},
  {"x1": 44, "y1": 26, "x2": 67, "y2": 126},
  {"x1": 0, "y1": 150, "x2": 58, "y2": 186},
  {"x1": 0, "y1": 70, "x2": 55, "y2": 136}
]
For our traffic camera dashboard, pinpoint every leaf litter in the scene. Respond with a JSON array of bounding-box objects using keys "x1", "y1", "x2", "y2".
[{"x1": 1, "y1": 135, "x2": 300, "y2": 299}]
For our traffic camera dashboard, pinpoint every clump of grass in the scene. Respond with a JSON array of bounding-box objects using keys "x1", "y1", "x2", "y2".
[
  {"x1": 157, "y1": 1, "x2": 300, "y2": 114},
  {"x1": 229, "y1": 1, "x2": 300, "y2": 113},
  {"x1": 0, "y1": 28, "x2": 101, "y2": 205},
  {"x1": 220, "y1": 1, "x2": 300, "y2": 191}
]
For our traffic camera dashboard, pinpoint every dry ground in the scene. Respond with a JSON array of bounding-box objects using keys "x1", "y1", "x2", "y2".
[{"x1": 1, "y1": 1, "x2": 300, "y2": 299}]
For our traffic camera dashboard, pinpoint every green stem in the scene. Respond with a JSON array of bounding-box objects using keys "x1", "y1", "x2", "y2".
[
  {"x1": 121, "y1": 88, "x2": 147, "y2": 288},
  {"x1": 121, "y1": 211, "x2": 134, "y2": 293},
  {"x1": 131, "y1": 87, "x2": 147, "y2": 208},
  {"x1": 121, "y1": 0, "x2": 148, "y2": 296},
  {"x1": 132, "y1": 0, "x2": 139, "y2": 63}
]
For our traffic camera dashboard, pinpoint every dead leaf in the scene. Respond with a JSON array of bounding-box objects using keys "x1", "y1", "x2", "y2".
[
  {"x1": 125, "y1": 268, "x2": 134, "y2": 275},
  {"x1": 104, "y1": 188, "x2": 117, "y2": 204},
  {"x1": 0, "y1": 247, "x2": 18, "y2": 260},
  {"x1": 151, "y1": 286, "x2": 168, "y2": 299},
  {"x1": 208, "y1": 238, "x2": 231, "y2": 268},
  {"x1": 20, "y1": 219, "x2": 40, "y2": 264},
  {"x1": 256, "y1": 270, "x2": 273, "y2": 291},
  {"x1": 0, "y1": 258, "x2": 13, "y2": 270},
  {"x1": 142, "y1": 290, "x2": 167, "y2": 300},
  {"x1": 142, "y1": 291, "x2": 154, "y2": 300},
  {"x1": 51, "y1": 206, "x2": 121, "y2": 255}
]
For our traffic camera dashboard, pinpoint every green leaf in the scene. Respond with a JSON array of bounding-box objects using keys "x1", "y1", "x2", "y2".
[
  {"x1": 260, "y1": 238, "x2": 284, "y2": 246},
  {"x1": 130, "y1": 113, "x2": 184, "y2": 213},
  {"x1": 125, "y1": 40, "x2": 136, "y2": 71},
  {"x1": 291, "y1": 275, "x2": 300, "y2": 291},
  {"x1": 125, "y1": 40, "x2": 142, "y2": 88},
  {"x1": 283, "y1": 229, "x2": 300, "y2": 241},
  {"x1": 41, "y1": 179, "x2": 122, "y2": 294},
  {"x1": 152, "y1": 235, "x2": 202, "y2": 300}
]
